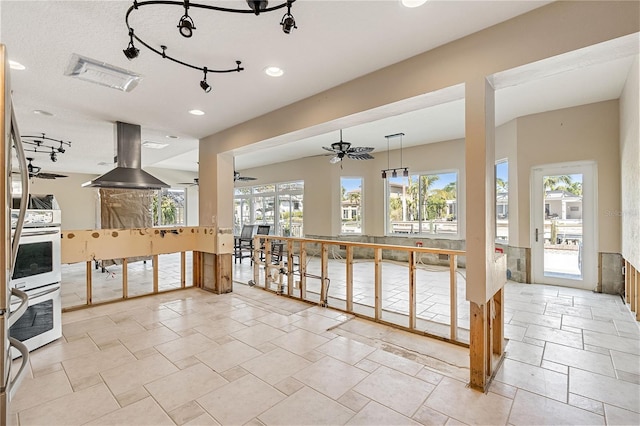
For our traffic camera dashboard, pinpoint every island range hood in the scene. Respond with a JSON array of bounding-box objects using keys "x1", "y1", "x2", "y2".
[{"x1": 82, "y1": 121, "x2": 169, "y2": 190}]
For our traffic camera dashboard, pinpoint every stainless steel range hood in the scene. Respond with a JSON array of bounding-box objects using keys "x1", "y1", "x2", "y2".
[{"x1": 82, "y1": 122, "x2": 169, "y2": 190}]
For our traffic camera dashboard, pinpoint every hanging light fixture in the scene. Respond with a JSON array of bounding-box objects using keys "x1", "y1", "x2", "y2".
[
  {"x1": 123, "y1": 0, "x2": 298, "y2": 93},
  {"x1": 122, "y1": 29, "x2": 139, "y2": 60},
  {"x1": 177, "y1": 1, "x2": 196, "y2": 38},
  {"x1": 21, "y1": 133, "x2": 72, "y2": 162},
  {"x1": 200, "y1": 67, "x2": 211, "y2": 93},
  {"x1": 381, "y1": 133, "x2": 408, "y2": 179}
]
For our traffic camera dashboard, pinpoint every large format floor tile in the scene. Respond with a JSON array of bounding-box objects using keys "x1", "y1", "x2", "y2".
[{"x1": 11, "y1": 266, "x2": 640, "y2": 426}]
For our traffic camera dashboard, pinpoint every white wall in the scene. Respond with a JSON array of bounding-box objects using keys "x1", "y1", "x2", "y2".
[{"x1": 620, "y1": 56, "x2": 640, "y2": 269}]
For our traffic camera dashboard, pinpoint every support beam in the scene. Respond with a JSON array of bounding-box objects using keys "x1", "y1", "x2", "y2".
[{"x1": 465, "y1": 76, "x2": 502, "y2": 392}]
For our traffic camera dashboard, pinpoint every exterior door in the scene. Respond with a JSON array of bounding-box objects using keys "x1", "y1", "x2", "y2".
[{"x1": 531, "y1": 162, "x2": 597, "y2": 290}]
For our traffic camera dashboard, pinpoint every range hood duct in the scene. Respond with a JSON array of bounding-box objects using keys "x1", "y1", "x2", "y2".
[{"x1": 82, "y1": 122, "x2": 169, "y2": 189}]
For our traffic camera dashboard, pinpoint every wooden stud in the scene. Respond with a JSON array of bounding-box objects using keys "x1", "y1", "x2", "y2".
[
  {"x1": 299, "y1": 242, "x2": 307, "y2": 300},
  {"x1": 321, "y1": 244, "x2": 328, "y2": 305},
  {"x1": 469, "y1": 301, "x2": 487, "y2": 391},
  {"x1": 122, "y1": 258, "x2": 128, "y2": 299},
  {"x1": 409, "y1": 251, "x2": 416, "y2": 330},
  {"x1": 216, "y1": 253, "x2": 233, "y2": 294},
  {"x1": 625, "y1": 260, "x2": 630, "y2": 303},
  {"x1": 264, "y1": 240, "x2": 272, "y2": 289},
  {"x1": 287, "y1": 240, "x2": 294, "y2": 297},
  {"x1": 374, "y1": 247, "x2": 382, "y2": 320},
  {"x1": 181, "y1": 251, "x2": 186, "y2": 288},
  {"x1": 153, "y1": 254, "x2": 159, "y2": 293},
  {"x1": 86, "y1": 261, "x2": 93, "y2": 306},
  {"x1": 493, "y1": 288, "x2": 504, "y2": 356},
  {"x1": 450, "y1": 254, "x2": 458, "y2": 341},
  {"x1": 635, "y1": 267, "x2": 639, "y2": 322},
  {"x1": 346, "y1": 246, "x2": 354, "y2": 312},
  {"x1": 630, "y1": 264, "x2": 636, "y2": 314}
]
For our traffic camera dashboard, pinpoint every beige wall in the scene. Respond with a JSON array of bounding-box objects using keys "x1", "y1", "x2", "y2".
[
  {"x1": 620, "y1": 56, "x2": 640, "y2": 268},
  {"x1": 236, "y1": 101, "x2": 624, "y2": 258},
  {"x1": 235, "y1": 138, "x2": 466, "y2": 237},
  {"x1": 495, "y1": 120, "x2": 519, "y2": 246},
  {"x1": 516, "y1": 100, "x2": 621, "y2": 252},
  {"x1": 25, "y1": 167, "x2": 199, "y2": 230},
  {"x1": 28, "y1": 172, "x2": 98, "y2": 230}
]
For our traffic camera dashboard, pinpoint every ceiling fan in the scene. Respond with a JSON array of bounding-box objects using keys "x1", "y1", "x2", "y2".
[
  {"x1": 21, "y1": 157, "x2": 68, "y2": 180},
  {"x1": 322, "y1": 130, "x2": 374, "y2": 164},
  {"x1": 234, "y1": 171, "x2": 257, "y2": 182}
]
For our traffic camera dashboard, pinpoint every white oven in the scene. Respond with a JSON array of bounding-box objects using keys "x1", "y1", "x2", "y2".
[
  {"x1": 10, "y1": 283, "x2": 61, "y2": 356},
  {"x1": 10, "y1": 225, "x2": 62, "y2": 291},
  {"x1": 8, "y1": 206, "x2": 63, "y2": 355}
]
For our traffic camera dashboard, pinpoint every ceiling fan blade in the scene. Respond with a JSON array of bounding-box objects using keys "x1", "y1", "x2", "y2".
[
  {"x1": 238, "y1": 176, "x2": 257, "y2": 181},
  {"x1": 322, "y1": 146, "x2": 338, "y2": 153},
  {"x1": 36, "y1": 172, "x2": 68, "y2": 179},
  {"x1": 347, "y1": 153, "x2": 374, "y2": 160},
  {"x1": 329, "y1": 155, "x2": 342, "y2": 164},
  {"x1": 347, "y1": 146, "x2": 374, "y2": 153}
]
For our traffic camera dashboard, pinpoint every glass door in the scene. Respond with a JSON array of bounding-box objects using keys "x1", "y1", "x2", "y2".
[{"x1": 531, "y1": 162, "x2": 596, "y2": 289}]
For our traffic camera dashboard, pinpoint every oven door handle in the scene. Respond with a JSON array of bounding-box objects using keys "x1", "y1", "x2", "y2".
[
  {"x1": 8, "y1": 288, "x2": 29, "y2": 328},
  {"x1": 26, "y1": 286, "x2": 60, "y2": 302},
  {"x1": 7, "y1": 337, "x2": 30, "y2": 400},
  {"x1": 17, "y1": 229, "x2": 60, "y2": 238}
]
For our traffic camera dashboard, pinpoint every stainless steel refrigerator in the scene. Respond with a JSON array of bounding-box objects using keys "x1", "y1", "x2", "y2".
[{"x1": 1, "y1": 43, "x2": 31, "y2": 425}]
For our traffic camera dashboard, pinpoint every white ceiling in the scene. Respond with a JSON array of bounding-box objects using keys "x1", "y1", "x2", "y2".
[{"x1": 1, "y1": 1, "x2": 637, "y2": 178}]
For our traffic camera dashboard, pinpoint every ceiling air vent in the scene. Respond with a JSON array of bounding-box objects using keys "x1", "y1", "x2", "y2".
[{"x1": 64, "y1": 53, "x2": 141, "y2": 92}]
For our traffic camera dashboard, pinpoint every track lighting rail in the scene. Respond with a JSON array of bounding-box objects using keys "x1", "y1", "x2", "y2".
[{"x1": 124, "y1": 0, "x2": 297, "y2": 93}]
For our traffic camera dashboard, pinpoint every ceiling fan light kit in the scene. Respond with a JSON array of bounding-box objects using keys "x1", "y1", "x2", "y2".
[
  {"x1": 322, "y1": 130, "x2": 375, "y2": 166},
  {"x1": 123, "y1": 0, "x2": 298, "y2": 93}
]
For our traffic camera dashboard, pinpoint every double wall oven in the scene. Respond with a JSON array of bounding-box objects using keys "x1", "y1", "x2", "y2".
[{"x1": 10, "y1": 206, "x2": 62, "y2": 355}]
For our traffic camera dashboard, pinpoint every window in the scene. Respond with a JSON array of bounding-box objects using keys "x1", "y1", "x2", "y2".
[
  {"x1": 233, "y1": 181, "x2": 304, "y2": 236},
  {"x1": 341, "y1": 177, "x2": 363, "y2": 234},
  {"x1": 496, "y1": 160, "x2": 508, "y2": 243},
  {"x1": 152, "y1": 188, "x2": 186, "y2": 226},
  {"x1": 386, "y1": 171, "x2": 458, "y2": 236}
]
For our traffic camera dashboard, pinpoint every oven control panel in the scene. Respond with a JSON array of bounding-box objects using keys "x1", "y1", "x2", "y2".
[{"x1": 11, "y1": 209, "x2": 62, "y2": 228}]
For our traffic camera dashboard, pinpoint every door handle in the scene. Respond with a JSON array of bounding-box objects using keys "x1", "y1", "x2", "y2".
[{"x1": 535, "y1": 228, "x2": 539, "y2": 242}]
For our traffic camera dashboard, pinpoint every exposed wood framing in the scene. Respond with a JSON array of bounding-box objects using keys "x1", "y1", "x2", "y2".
[
  {"x1": 409, "y1": 251, "x2": 417, "y2": 330},
  {"x1": 346, "y1": 246, "x2": 354, "y2": 312},
  {"x1": 450, "y1": 255, "x2": 458, "y2": 341},
  {"x1": 181, "y1": 251, "x2": 186, "y2": 288},
  {"x1": 86, "y1": 261, "x2": 92, "y2": 305},
  {"x1": 374, "y1": 247, "x2": 382, "y2": 320},
  {"x1": 153, "y1": 254, "x2": 159, "y2": 293},
  {"x1": 122, "y1": 258, "x2": 128, "y2": 298}
]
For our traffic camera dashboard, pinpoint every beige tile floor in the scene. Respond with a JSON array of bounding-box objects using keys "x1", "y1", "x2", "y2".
[{"x1": 10, "y1": 258, "x2": 640, "y2": 425}]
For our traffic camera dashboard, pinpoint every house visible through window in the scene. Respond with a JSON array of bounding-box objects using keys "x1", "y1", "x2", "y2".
[
  {"x1": 341, "y1": 177, "x2": 363, "y2": 234},
  {"x1": 386, "y1": 171, "x2": 458, "y2": 236}
]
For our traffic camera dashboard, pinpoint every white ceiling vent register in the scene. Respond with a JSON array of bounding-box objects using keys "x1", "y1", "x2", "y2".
[{"x1": 64, "y1": 53, "x2": 142, "y2": 92}]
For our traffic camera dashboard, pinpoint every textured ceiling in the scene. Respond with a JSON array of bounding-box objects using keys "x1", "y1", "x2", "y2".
[{"x1": 1, "y1": 1, "x2": 636, "y2": 177}]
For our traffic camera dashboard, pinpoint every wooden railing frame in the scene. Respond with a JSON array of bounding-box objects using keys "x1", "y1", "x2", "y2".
[{"x1": 251, "y1": 235, "x2": 468, "y2": 345}]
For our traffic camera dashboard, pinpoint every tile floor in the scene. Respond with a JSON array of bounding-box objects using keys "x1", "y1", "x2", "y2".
[{"x1": 10, "y1": 270, "x2": 640, "y2": 425}]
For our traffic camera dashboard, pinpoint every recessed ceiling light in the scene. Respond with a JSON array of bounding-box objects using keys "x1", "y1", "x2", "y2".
[
  {"x1": 33, "y1": 109, "x2": 54, "y2": 116},
  {"x1": 189, "y1": 109, "x2": 205, "y2": 116},
  {"x1": 166, "y1": 135, "x2": 179, "y2": 139},
  {"x1": 401, "y1": 0, "x2": 428, "y2": 8},
  {"x1": 9, "y1": 60, "x2": 25, "y2": 70},
  {"x1": 264, "y1": 66, "x2": 284, "y2": 77}
]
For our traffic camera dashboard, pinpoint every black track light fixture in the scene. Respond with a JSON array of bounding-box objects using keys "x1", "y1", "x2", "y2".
[
  {"x1": 21, "y1": 133, "x2": 71, "y2": 162},
  {"x1": 124, "y1": 1, "x2": 298, "y2": 94},
  {"x1": 280, "y1": 1, "x2": 296, "y2": 34},
  {"x1": 57, "y1": 142, "x2": 66, "y2": 153},
  {"x1": 177, "y1": 1, "x2": 196, "y2": 38},
  {"x1": 246, "y1": 0, "x2": 268, "y2": 15},
  {"x1": 123, "y1": 28, "x2": 139, "y2": 60},
  {"x1": 50, "y1": 148, "x2": 58, "y2": 163},
  {"x1": 200, "y1": 67, "x2": 211, "y2": 93}
]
